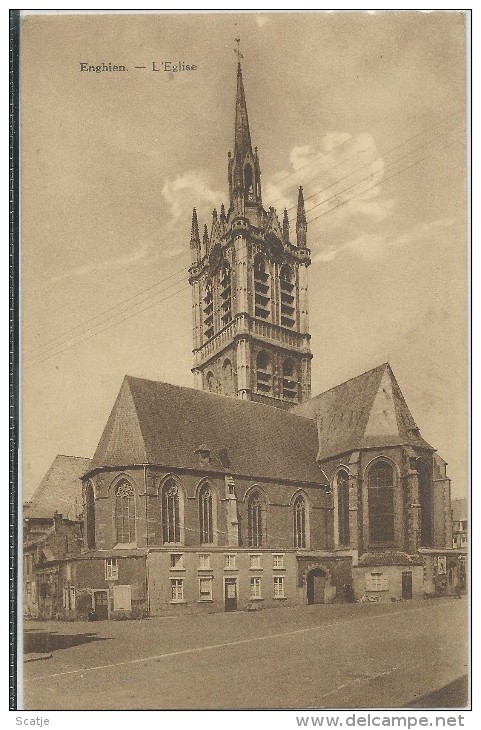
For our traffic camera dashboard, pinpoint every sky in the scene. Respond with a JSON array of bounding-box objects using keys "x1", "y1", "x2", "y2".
[{"x1": 20, "y1": 11, "x2": 467, "y2": 499}]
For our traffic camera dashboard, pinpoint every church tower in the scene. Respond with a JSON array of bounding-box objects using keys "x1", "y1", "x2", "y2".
[{"x1": 189, "y1": 62, "x2": 312, "y2": 409}]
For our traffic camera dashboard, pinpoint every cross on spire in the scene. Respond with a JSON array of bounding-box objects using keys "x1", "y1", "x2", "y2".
[{"x1": 234, "y1": 38, "x2": 244, "y2": 63}]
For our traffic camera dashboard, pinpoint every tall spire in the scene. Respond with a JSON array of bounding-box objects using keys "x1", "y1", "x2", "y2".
[
  {"x1": 234, "y1": 62, "x2": 253, "y2": 159},
  {"x1": 190, "y1": 208, "x2": 201, "y2": 262},
  {"x1": 296, "y1": 186, "x2": 307, "y2": 248}
]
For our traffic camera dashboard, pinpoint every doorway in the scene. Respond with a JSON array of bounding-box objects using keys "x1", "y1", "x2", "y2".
[
  {"x1": 401, "y1": 571, "x2": 413, "y2": 600},
  {"x1": 224, "y1": 578, "x2": 238, "y2": 612},
  {"x1": 93, "y1": 590, "x2": 109, "y2": 620},
  {"x1": 306, "y1": 568, "x2": 327, "y2": 604}
]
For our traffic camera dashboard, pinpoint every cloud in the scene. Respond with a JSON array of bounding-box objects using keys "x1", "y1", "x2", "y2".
[
  {"x1": 160, "y1": 170, "x2": 224, "y2": 259},
  {"x1": 264, "y1": 132, "x2": 393, "y2": 226},
  {"x1": 50, "y1": 239, "x2": 151, "y2": 282},
  {"x1": 313, "y1": 216, "x2": 456, "y2": 263}
]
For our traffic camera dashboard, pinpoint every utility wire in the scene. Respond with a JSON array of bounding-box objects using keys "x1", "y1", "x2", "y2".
[
  {"x1": 23, "y1": 272, "x2": 190, "y2": 365},
  {"x1": 26, "y1": 118, "x2": 462, "y2": 363},
  {"x1": 24, "y1": 265, "x2": 190, "y2": 359},
  {"x1": 302, "y1": 123, "x2": 462, "y2": 220},
  {"x1": 25, "y1": 134, "x2": 457, "y2": 371},
  {"x1": 30, "y1": 105, "x2": 463, "y2": 356},
  {"x1": 306, "y1": 137, "x2": 456, "y2": 227},
  {"x1": 24, "y1": 281, "x2": 191, "y2": 370}
]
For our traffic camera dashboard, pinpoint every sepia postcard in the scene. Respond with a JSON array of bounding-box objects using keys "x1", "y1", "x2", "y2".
[{"x1": 15, "y1": 9, "x2": 469, "y2": 716}]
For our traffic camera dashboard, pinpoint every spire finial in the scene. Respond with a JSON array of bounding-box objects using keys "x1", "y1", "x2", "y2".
[
  {"x1": 234, "y1": 38, "x2": 244, "y2": 65},
  {"x1": 296, "y1": 186, "x2": 307, "y2": 248},
  {"x1": 233, "y1": 43, "x2": 252, "y2": 159},
  {"x1": 283, "y1": 208, "x2": 290, "y2": 245},
  {"x1": 190, "y1": 208, "x2": 200, "y2": 243}
]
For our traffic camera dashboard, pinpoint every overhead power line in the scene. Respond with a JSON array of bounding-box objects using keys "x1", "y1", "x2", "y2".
[
  {"x1": 24, "y1": 133, "x2": 458, "y2": 371},
  {"x1": 24, "y1": 265, "x2": 190, "y2": 360},
  {"x1": 26, "y1": 110, "x2": 463, "y2": 365}
]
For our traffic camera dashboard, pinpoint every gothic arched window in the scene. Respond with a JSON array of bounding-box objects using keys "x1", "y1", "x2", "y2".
[
  {"x1": 248, "y1": 491, "x2": 264, "y2": 547},
  {"x1": 203, "y1": 280, "x2": 214, "y2": 340},
  {"x1": 337, "y1": 470, "x2": 350, "y2": 546},
  {"x1": 254, "y1": 254, "x2": 271, "y2": 321},
  {"x1": 293, "y1": 495, "x2": 306, "y2": 549},
  {"x1": 199, "y1": 484, "x2": 214, "y2": 544},
  {"x1": 206, "y1": 371, "x2": 216, "y2": 393},
  {"x1": 368, "y1": 461, "x2": 395, "y2": 545},
  {"x1": 219, "y1": 262, "x2": 232, "y2": 327},
  {"x1": 256, "y1": 351, "x2": 272, "y2": 395},
  {"x1": 85, "y1": 480, "x2": 96, "y2": 550},
  {"x1": 222, "y1": 358, "x2": 235, "y2": 396},
  {"x1": 115, "y1": 479, "x2": 136, "y2": 545},
  {"x1": 282, "y1": 359, "x2": 298, "y2": 401},
  {"x1": 417, "y1": 460, "x2": 433, "y2": 547},
  {"x1": 162, "y1": 479, "x2": 181, "y2": 544},
  {"x1": 280, "y1": 263, "x2": 296, "y2": 329},
  {"x1": 244, "y1": 164, "x2": 254, "y2": 201}
]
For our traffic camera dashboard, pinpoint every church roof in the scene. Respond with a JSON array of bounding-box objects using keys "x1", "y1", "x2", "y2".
[
  {"x1": 293, "y1": 363, "x2": 434, "y2": 461},
  {"x1": 88, "y1": 376, "x2": 326, "y2": 485},
  {"x1": 24, "y1": 454, "x2": 90, "y2": 520}
]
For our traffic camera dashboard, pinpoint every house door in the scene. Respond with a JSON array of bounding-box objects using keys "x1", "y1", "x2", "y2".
[
  {"x1": 93, "y1": 590, "x2": 109, "y2": 619},
  {"x1": 224, "y1": 578, "x2": 237, "y2": 612},
  {"x1": 402, "y1": 571, "x2": 413, "y2": 600},
  {"x1": 307, "y1": 569, "x2": 326, "y2": 604}
]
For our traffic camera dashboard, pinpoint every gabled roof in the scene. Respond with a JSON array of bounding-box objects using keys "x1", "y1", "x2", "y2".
[
  {"x1": 24, "y1": 455, "x2": 90, "y2": 520},
  {"x1": 88, "y1": 376, "x2": 326, "y2": 485},
  {"x1": 293, "y1": 363, "x2": 434, "y2": 461}
]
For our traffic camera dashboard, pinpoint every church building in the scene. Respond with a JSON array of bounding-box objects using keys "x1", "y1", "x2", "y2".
[{"x1": 41, "y1": 62, "x2": 460, "y2": 620}]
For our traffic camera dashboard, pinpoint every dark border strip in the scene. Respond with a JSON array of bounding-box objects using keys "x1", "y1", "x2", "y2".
[{"x1": 10, "y1": 8, "x2": 20, "y2": 712}]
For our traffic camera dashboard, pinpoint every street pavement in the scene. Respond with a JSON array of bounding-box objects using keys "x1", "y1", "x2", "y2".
[{"x1": 22, "y1": 597, "x2": 468, "y2": 710}]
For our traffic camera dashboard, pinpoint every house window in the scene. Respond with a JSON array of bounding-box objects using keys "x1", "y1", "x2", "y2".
[
  {"x1": 293, "y1": 495, "x2": 306, "y2": 548},
  {"x1": 170, "y1": 579, "x2": 184, "y2": 602},
  {"x1": 162, "y1": 480, "x2": 181, "y2": 544},
  {"x1": 248, "y1": 491, "x2": 264, "y2": 547},
  {"x1": 249, "y1": 554, "x2": 261, "y2": 570},
  {"x1": 198, "y1": 553, "x2": 211, "y2": 570},
  {"x1": 368, "y1": 461, "x2": 395, "y2": 545},
  {"x1": 273, "y1": 554, "x2": 284, "y2": 569},
  {"x1": 170, "y1": 553, "x2": 184, "y2": 570},
  {"x1": 273, "y1": 576, "x2": 285, "y2": 598},
  {"x1": 337, "y1": 470, "x2": 350, "y2": 546},
  {"x1": 256, "y1": 351, "x2": 273, "y2": 395},
  {"x1": 114, "y1": 480, "x2": 136, "y2": 545},
  {"x1": 224, "y1": 554, "x2": 236, "y2": 570},
  {"x1": 199, "y1": 577, "x2": 213, "y2": 601},
  {"x1": 365, "y1": 572, "x2": 389, "y2": 591},
  {"x1": 199, "y1": 484, "x2": 214, "y2": 544},
  {"x1": 113, "y1": 584, "x2": 132, "y2": 611},
  {"x1": 85, "y1": 480, "x2": 96, "y2": 549},
  {"x1": 105, "y1": 558, "x2": 118, "y2": 580},
  {"x1": 250, "y1": 577, "x2": 262, "y2": 599}
]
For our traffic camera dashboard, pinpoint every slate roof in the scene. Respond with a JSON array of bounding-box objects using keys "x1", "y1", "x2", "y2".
[
  {"x1": 88, "y1": 376, "x2": 326, "y2": 485},
  {"x1": 24, "y1": 455, "x2": 90, "y2": 520},
  {"x1": 292, "y1": 363, "x2": 434, "y2": 461}
]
